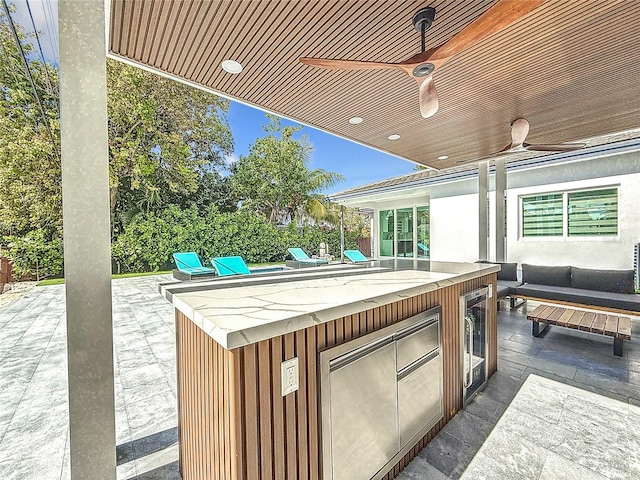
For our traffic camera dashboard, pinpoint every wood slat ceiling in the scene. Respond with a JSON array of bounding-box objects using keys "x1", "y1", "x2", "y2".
[{"x1": 109, "y1": 0, "x2": 640, "y2": 171}]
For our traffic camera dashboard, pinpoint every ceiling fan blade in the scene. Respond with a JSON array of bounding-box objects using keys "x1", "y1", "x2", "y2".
[
  {"x1": 496, "y1": 144, "x2": 516, "y2": 154},
  {"x1": 525, "y1": 143, "x2": 586, "y2": 152},
  {"x1": 418, "y1": 75, "x2": 438, "y2": 118},
  {"x1": 299, "y1": 57, "x2": 401, "y2": 71},
  {"x1": 429, "y1": 0, "x2": 548, "y2": 61},
  {"x1": 510, "y1": 118, "x2": 530, "y2": 148}
]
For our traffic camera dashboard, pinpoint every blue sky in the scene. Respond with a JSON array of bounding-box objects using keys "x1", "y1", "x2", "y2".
[
  {"x1": 10, "y1": 0, "x2": 416, "y2": 194},
  {"x1": 226, "y1": 102, "x2": 416, "y2": 194}
]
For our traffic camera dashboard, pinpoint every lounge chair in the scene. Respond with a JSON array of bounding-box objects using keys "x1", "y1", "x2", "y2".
[
  {"x1": 418, "y1": 243, "x2": 430, "y2": 255},
  {"x1": 343, "y1": 249, "x2": 370, "y2": 263},
  {"x1": 172, "y1": 252, "x2": 217, "y2": 277},
  {"x1": 211, "y1": 256, "x2": 251, "y2": 277},
  {"x1": 287, "y1": 247, "x2": 329, "y2": 267}
]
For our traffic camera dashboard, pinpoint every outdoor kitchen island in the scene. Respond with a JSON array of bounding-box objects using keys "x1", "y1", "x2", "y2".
[{"x1": 160, "y1": 260, "x2": 499, "y2": 480}]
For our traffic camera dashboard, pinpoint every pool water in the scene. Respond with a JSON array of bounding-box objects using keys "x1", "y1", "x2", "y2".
[{"x1": 249, "y1": 266, "x2": 287, "y2": 273}]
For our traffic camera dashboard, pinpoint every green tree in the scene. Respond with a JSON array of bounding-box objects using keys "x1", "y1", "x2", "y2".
[
  {"x1": 326, "y1": 204, "x2": 371, "y2": 238},
  {"x1": 166, "y1": 170, "x2": 238, "y2": 215},
  {"x1": 231, "y1": 114, "x2": 344, "y2": 225},
  {"x1": 107, "y1": 59, "x2": 234, "y2": 233},
  {"x1": 0, "y1": 7, "x2": 62, "y2": 279},
  {"x1": 0, "y1": 10, "x2": 237, "y2": 278},
  {"x1": 0, "y1": 7, "x2": 61, "y2": 238},
  {"x1": 2, "y1": 229, "x2": 63, "y2": 280}
]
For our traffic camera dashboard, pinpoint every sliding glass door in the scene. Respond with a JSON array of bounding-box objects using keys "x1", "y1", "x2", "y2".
[
  {"x1": 379, "y1": 210, "x2": 395, "y2": 257},
  {"x1": 397, "y1": 208, "x2": 414, "y2": 257},
  {"x1": 378, "y1": 205, "x2": 430, "y2": 259},
  {"x1": 417, "y1": 206, "x2": 430, "y2": 259}
]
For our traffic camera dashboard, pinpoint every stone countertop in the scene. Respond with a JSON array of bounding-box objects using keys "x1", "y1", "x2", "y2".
[{"x1": 161, "y1": 261, "x2": 499, "y2": 350}]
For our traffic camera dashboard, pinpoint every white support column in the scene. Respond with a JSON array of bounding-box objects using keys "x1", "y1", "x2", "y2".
[
  {"x1": 370, "y1": 213, "x2": 375, "y2": 258},
  {"x1": 495, "y1": 158, "x2": 507, "y2": 262},
  {"x1": 340, "y1": 204, "x2": 345, "y2": 262},
  {"x1": 478, "y1": 161, "x2": 489, "y2": 260},
  {"x1": 59, "y1": 1, "x2": 116, "y2": 479},
  {"x1": 412, "y1": 205, "x2": 418, "y2": 259}
]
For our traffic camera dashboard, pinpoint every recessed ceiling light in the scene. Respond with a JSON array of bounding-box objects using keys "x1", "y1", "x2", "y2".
[
  {"x1": 437, "y1": 155, "x2": 449, "y2": 160},
  {"x1": 221, "y1": 59, "x2": 243, "y2": 74},
  {"x1": 349, "y1": 117, "x2": 363, "y2": 125},
  {"x1": 388, "y1": 134, "x2": 401, "y2": 141}
]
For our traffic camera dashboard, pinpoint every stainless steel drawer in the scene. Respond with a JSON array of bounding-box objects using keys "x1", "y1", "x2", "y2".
[
  {"x1": 320, "y1": 305, "x2": 443, "y2": 480},
  {"x1": 398, "y1": 351, "x2": 442, "y2": 449},
  {"x1": 396, "y1": 319, "x2": 439, "y2": 371},
  {"x1": 329, "y1": 338, "x2": 398, "y2": 480}
]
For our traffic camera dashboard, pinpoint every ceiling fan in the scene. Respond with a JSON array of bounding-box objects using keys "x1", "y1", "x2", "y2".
[
  {"x1": 300, "y1": 0, "x2": 548, "y2": 118},
  {"x1": 497, "y1": 118, "x2": 586, "y2": 154}
]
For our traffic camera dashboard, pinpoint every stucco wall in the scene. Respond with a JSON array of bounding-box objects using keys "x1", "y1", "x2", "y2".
[
  {"x1": 505, "y1": 171, "x2": 640, "y2": 270},
  {"x1": 428, "y1": 152, "x2": 640, "y2": 269},
  {"x1": 430, "y1": 193, "x2": 479, "y2": 262},
  {"x1": 360, "y1": 150, "x2": 640, "y2": 270}
]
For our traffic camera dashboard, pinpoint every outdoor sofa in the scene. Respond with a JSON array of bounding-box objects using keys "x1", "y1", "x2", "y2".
[
  {"x1": 482, "y1": 261, "x2": 640, "y2": 315},
  {"x1": 515, "y1": 264, "x2": 640, "y2": 315},
  {"x1": 477, "y1": 260, "x2": 522, "y2": 308}
]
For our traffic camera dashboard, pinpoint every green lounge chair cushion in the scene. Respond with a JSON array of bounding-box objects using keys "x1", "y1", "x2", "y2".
[
  {"x1": 211, "y1": 256, "x2": 251, "y2": 276},
  {"x1": 173, "y1": 252, "x2": 216, "y2": 275},
  {"x1": 344, "y1": 250, "x2": 368, "y2": 263},
  {"x1": 287, "y1": 247, "x2": 328, "y2": 265},
  {"x1": 287, "y1": 247, "x2": 310, "y2": 260}
]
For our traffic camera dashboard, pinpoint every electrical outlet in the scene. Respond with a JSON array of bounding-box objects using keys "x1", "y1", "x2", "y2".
[
  {"x1": 488, "y1": 284, "x2": 493, "y2": 299},
  {"x1": 281, "y1": 357, "x2": 299, "y2": 396}
]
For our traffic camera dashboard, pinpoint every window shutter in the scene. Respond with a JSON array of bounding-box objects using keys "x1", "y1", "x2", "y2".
[
  {"x1": 568, "y1": 188, "x2": 618, "y2": 236},
  {"x1": 522, "y1": 194, "x2": 563, "y2": 237}
]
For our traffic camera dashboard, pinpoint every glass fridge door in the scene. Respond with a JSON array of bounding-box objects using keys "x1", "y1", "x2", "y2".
[{"x1": 462, "y1": 289, "x2": 488, "y2": 404}]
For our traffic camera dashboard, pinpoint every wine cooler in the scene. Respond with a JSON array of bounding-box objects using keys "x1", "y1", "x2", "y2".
[{"x1": 460, "y1": 286, "x2": 490, "y2": 405}]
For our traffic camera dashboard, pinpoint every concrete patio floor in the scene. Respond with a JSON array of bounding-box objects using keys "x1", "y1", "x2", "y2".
[{"x1": 1, "y1": 276, "x2": 640, "y2": 479}]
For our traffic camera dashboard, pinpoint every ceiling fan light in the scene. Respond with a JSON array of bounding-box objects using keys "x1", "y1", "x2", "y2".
[
  {"x1": 388, "y1": 134, "x2": 401, "y2": 141},
  {"x1": 221, "y1": 59, "x2": 243, "y2": 74},
  {"x1": 349, "y1": 117, "x2": 363, "y2": 125},
  {"x1": 413, "y1": 63, "x2": 435, "y2": 77}
]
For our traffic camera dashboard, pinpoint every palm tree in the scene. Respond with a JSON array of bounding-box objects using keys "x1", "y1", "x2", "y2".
[{"x1": 291, "y1": 168, "x2": 344, "y2": 225}]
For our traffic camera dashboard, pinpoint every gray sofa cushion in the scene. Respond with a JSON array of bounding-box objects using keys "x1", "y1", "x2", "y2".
[
  {"x1": 496, "y1": 284, "x2": 510, "y2": 299},
  {"x1": 477, "y1": 260, "x2": 519, "y2": 281},
  {"x1": 497, "y1": 280, "x2": 523, "y2": 295},
  {"x1": 515, "y1": 283, "x2": 640, "y2": 312},
  {"x1": 522, "y1": 264, "x2": 572, "y2": 287},
  {"x1": 497, "y1": 262, "x2": 518, "y2": 281},
  {"x1": 571, "y1": 267, "x2": 635, "y2": 294}
]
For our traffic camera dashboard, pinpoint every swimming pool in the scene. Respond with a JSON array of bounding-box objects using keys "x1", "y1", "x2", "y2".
[{"x1": 249, "y1": 266, "x2": 288, "y2": 274}]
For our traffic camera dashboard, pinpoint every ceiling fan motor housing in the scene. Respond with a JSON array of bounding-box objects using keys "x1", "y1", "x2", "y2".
[
  {"x1": 413, "y1": 7, "x2": 436, "y2": 32},
  {"x1": 412, "y1": 7, "x2": 436, "y2": 77}
]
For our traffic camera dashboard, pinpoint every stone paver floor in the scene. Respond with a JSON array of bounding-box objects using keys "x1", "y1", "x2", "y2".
[
  {"x1": 400, "y1": 305, "x2": 640, "y2": 480},
  {"x1": 3, "y1": 279, "x2": 640, "y2": 480},
  {"x1": 0, "y1": 275, "x2": 179, "y2": 480}
]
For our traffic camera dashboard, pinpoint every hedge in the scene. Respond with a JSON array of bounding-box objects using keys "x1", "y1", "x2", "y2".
[{"x1": 111, "y1": 205, "x2": 359, "y2": 273}]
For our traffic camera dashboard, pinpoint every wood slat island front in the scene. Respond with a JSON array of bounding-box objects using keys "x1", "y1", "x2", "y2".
[{"x1": 164, "y1": 263, "x2": 499, "y2": 479}]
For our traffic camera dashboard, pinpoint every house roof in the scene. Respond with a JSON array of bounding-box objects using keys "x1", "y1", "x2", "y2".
[
  {"x1": 108, "y1": 0, "x2": 640, "y2": 171},
  {"x1": 327, "y1": 129, "x2": 640, "y2": 201},
  {"x1": 328, "y1": 164, "x2": 477, "y2": 199}
]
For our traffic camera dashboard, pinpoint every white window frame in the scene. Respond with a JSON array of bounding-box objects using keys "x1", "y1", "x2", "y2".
[
  {"x1": 519, "y1": 186, "x2": 619, "y2": 240},
  {"x1": 376, "y1": 203, "x2": 430, "y2": 259}
]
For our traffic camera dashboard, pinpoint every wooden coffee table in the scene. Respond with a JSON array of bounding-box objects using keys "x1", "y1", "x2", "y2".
[{"x1": 527, "y1": 304, "x2": 632, "y2": 356}]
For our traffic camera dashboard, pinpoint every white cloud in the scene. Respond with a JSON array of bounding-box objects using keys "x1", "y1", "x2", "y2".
[{"x1": 224, "y1": 153, "x2": 239, "y2": 165}]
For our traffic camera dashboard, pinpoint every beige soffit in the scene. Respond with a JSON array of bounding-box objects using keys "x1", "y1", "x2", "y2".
[{"x1": 109, "y1": 0, "x2": 640, "y2": 170}]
